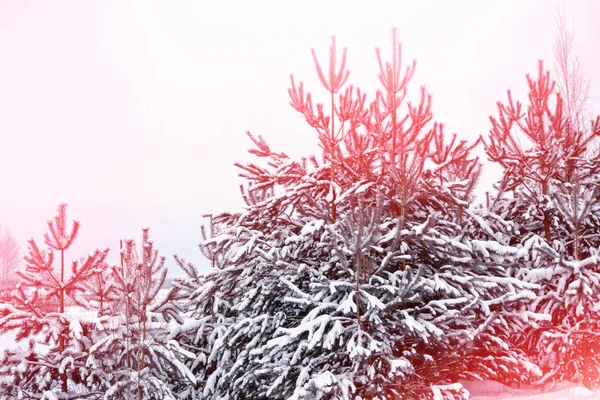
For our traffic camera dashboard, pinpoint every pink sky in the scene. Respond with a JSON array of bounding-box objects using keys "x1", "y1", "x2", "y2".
[{"x1": 0, "y1": 1, "x2": 598, "y2": 277}]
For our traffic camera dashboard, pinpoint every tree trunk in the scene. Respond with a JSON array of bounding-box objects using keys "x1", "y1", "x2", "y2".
[
  {"x1": 60, "y1": 248, "x2": 67, "y2": 393},
  {"x1": 355, "y1": 252, "x2": 361, "y2": 331},
  {"x1": 330, "y1": 91, "x2": 337, "y2": 221},
  {"x1": 541, "y1": 180, "x2": 552, "y2": 243}
]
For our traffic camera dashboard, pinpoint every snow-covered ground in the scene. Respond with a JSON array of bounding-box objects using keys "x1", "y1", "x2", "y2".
[
  {"x1": 472, "y1": 386, "x2": 596, "y2": 399},
  {"x1": 465, "y1": 380, "x2": 600, "y2": 399}
]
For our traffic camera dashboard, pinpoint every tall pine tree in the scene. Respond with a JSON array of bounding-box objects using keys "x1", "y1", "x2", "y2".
[{"x1": 172, "y1": 30, "x2": 542, "y2": 399}]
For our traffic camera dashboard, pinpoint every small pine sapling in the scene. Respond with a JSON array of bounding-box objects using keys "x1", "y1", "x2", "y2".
[
  {"x1": 92, "y1": 228, "x2": 194, "y2": 399},
  {"x1": 0, "y1": 203, "x2": 108, "y2": 398}
]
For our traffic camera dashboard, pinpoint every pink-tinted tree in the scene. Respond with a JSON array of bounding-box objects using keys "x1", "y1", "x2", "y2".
[
  {"x1": 0, "y1": 203, "x2": 109, "y2": 398},
  {"x1": 486, "y1": 61, "x2": 600, "y2": 253},
  {"x1": 171, "y1": 30, "x2": 540, "y2": 399},
  {"x1": 86, "y1": 228, "x2": 194, "y2": 399},
  {"x1": 484, "y1": 60, "x2": 600, "y2": 387}
]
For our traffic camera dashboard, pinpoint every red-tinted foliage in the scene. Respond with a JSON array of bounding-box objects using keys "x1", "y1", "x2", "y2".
[{"x1": 17, "y1": 204, "x2": 108, "y2": 311}]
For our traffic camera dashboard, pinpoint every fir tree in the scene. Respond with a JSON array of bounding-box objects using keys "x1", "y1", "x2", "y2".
[
  {"x1": 89, "y1": 228, "x2": 195, "y2": 399},
  {"x1": 174, "y1": 30, "x2": 542, "y2": 399},
  {"x1": 484, "y1": 60, "x2": 600, "y2": 386},
  {"x1": 0, "y1": 203, "x2": 109, "y2": 398}
]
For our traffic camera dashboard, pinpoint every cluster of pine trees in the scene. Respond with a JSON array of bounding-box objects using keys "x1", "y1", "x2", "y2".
[
  {"x1": 1, "y1": 28, "x2": 600, "y2": 399},
  {"x1": 0, "y1": 204, "x2": 195, "y2": 399}
]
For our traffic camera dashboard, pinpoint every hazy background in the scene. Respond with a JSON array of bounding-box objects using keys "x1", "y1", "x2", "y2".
[{"x1": 0, "y1": 1, "x2": 598, "y2": 277}]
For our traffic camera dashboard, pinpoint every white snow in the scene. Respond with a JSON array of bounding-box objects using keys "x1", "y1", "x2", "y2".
[
  {"x1": 41, "y1": 391, "x2": 59, "y2": 400},
  {"x1": 69, "y1": 317, "x2": 83, "y2": 340},
  {"x1": 313, "y1": 371, "x2": 336, "y2": 390},
  {"x1": 465, "y1": 380, "x2": 600, "y2": 400}
]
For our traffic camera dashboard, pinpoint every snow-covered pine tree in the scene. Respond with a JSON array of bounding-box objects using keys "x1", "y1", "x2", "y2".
[
  {"x1": 174, "y1": 30, "x2": 542, "y2": 399},
  {"x1": 86, "y1": 228, "x2": 195, "y2": 399},
  {"x1": 0, "y1": 203, "x2": 109, "y2": 398},
  {"x1": 161, "y1": 252, "x2": 219, "y2": 399},
  {"x1": 150, "y1": 215, "x2": 231, "y2": 399},
  {"x1": 484, "y1": 60, "x2": 600, "y2": 386}
]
